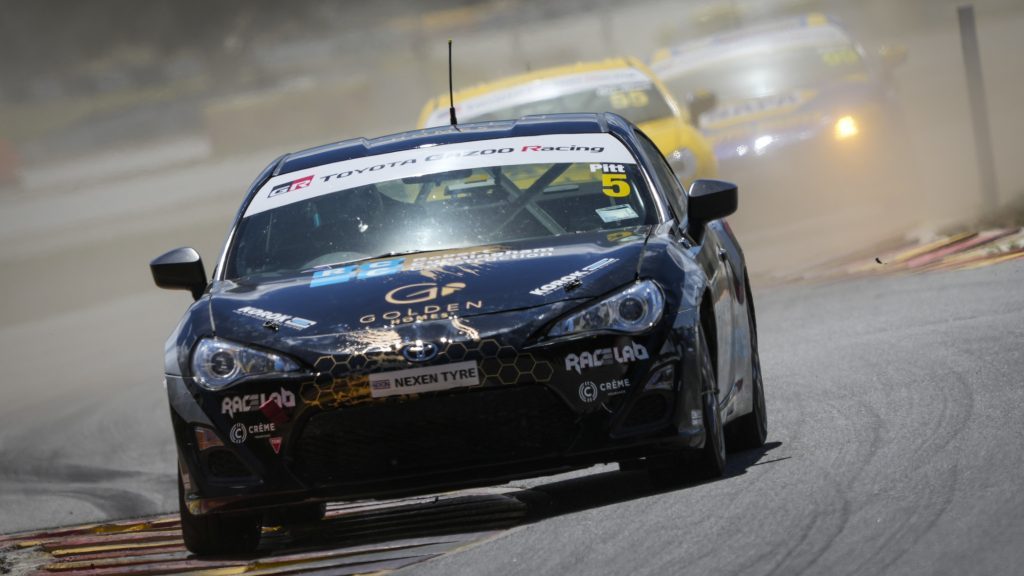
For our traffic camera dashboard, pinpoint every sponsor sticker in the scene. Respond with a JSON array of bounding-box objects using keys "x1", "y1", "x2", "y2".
[
  {"x1": 700, "y1": 90, "x2": 818, "y2": 129},
  {"x1": 222, "y1": 387, "x2": 296, "y2": 418},
  {"x1": 359, "y1": 300, "x2": 483, "y2": 327},
  {"x1": 229, "y1": 422, "x2": 277, "y2": 444},
  {"x1": 269, "y1": 437, "x2": 283, "y2": 454},
  {"x1": 565, "y1": 342, "x2": 649, "y2": 374},
  {"x1": 268, "y1": 174, "x2": 313, "y2": 198},
  {"x1": 579, "y1": 376, "x2": 632, "y2": 403},
  {"x1": 529, "y1": 258, "x2": 618, "y2": 296},
  {"x1": 408, "y1": 247, "x2": 554, "y2": 270},
  {"x1": 246, "y1": 134, "x2": 636, "y2": 217},
  {"x1": 234, "y1": 306, "x2": 316, "y2": 330},
  {"x1": 368, "y1": 361, "x2": 480, "y2": 398},
  {"x1": 309, "y1": 247, "x2": 555, "y2": 288},
  {"x1": 598, "y1": 377, "x2": 631, "y2": 395},
  {"x1": 579, "y1": 381, "x2": 599, "y2": 403},
  {"x1": 596, "y1": 205, "x2": 639, "y2": 223},
  {"x1": 229, "y1": 423, "x2": 247, "y2": 444},
  {"x1": 385, "y1": 282, "x2": 465, "y2": 304},
  {"x1": 606, "y1": 230, "x2": 638, "y2": 242}
]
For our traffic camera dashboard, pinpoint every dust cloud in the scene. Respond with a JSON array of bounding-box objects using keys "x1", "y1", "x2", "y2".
[
  {"x1": 2, "y1": 0, "x2": 1022, "y2": 282},
  {"x1": 0, "y1": 0, "x2": 1021, "y2": 530}
]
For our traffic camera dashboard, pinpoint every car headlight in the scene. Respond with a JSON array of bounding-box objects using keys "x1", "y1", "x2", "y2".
[
  {"x1": 667, "y1": 147, "x2": 698, "y2": 182},
  {"x1": 547, "y1": 280, "x2": 664, "y2": 339},
  {"x1": 191, "y1": 338, "x2": 301, "y2": 390},
  {"x1": 834, "y1": 115, "x2": 859, "y2": 140}
]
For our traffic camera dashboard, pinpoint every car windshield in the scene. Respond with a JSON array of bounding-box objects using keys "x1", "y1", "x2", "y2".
[
  {"x1": 424, "y1": 68, "x2": 677, "y2": 128},
  {"x1": 225, "y1": 133, "x2": 654, "y2": 280},
  {"x1": 457, "y1": 82, "x2": 675, "y2": 126},
  {"x1": 662, "y1": 42, "x2": 867, "y2": 102}
]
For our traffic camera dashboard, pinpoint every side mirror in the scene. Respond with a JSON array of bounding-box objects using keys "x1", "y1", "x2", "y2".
[
  {"x1": 688, "y1": 179, "x2": 738, "y2": 239},
  {"x1": 151, "y1": 247, "x2": 207, "y2": 300},
  {"x1": 686, "y1": 90, "x2": 718, "y2": 124}
]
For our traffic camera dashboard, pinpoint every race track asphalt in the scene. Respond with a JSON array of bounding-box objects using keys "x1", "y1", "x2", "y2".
[
  {"x1": 394, "y1": 259, "x2": 1024, "y2": 576},
  {"x1": 5, "y1": 251, "x2": 1023, "y2": 575}
]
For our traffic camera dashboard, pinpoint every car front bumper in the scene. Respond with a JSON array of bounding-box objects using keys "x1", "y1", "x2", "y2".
[{"x1": 169, "y1": 327, "x2": 707, "y2": 515}]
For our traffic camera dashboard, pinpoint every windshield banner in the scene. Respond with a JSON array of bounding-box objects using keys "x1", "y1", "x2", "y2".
[{"x1": 244, "y1": 133, "x2": 636, "y2": 217}]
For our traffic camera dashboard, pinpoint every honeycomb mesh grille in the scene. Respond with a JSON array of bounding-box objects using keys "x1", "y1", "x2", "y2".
[{"x1": 293, "y1": 386, "x2": 577, "y2": 484}]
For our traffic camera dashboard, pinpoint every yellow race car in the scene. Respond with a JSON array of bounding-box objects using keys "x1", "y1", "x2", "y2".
[{"x1": 417, "y1": 57, "x2": 717, "y2": 185}]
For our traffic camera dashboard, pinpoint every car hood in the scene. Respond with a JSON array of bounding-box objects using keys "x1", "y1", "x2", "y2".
[
  {"x1": 209, "y1": 227, "x2": 649, "y2": 354},
  {"x1": 701, "y1": 79, "x2": 883, "y2": 160}
]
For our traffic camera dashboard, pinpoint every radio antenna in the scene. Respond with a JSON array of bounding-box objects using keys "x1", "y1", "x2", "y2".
[{"x1": 448, "y1": 39, "x2": 458, "y2": 126}]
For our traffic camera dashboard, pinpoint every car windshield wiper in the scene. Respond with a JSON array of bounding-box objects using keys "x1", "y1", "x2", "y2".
[{"x1": 301, "y1": 250, "x2": 429, "y2": 273}]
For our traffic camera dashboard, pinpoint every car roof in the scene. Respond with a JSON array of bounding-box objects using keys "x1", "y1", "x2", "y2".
[{"x1": 272, "y1": 112, "x2": 634, "y2": 177}]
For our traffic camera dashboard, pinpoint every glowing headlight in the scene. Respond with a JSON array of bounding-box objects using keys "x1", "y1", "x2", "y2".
[
  {"x1": 667, "y1": 148, "x2": 698, "y2": 182},
  {"x1": 191, "y1": 338, "x2": 301, "y2": 390},
  {"x1": 547, "y1": 280, "x2": 664, "y2": 339},
  {"x1": 834, "y1": 115, "x2": 859, "y2": 140}
]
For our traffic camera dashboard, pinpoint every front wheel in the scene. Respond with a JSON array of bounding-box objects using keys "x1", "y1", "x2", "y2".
[
  {"x1": 648, "y1": 325, "x2": 726, "y2": 484},
  {"x1": 178, "y1": 471, "x2": 262, "y2": 556},
  {"x1": 728, "y1": 279, "x2": 768, "y2": 450},
  {"x1": 694, "y1": 324, "x2": 727, "y2": 478}
]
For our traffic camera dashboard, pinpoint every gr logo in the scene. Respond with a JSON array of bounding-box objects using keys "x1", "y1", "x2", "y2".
[
  {"x1": 385, "y1": 282, "x2": 465, "y2": 304},
  {"x1": 578, "y1": 381, "x2": 599, "y2": 403},
  {"x1": 229, "y1": 423, "x2": 248, "y2": 444},
  {"x1": 268, "y1": 174, "x2": 313, "y2": 198}
]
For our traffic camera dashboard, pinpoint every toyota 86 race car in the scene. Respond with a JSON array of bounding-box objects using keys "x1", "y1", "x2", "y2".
[
  {"x1": 151, "y1": 112, "x2": 766, "y2": 555},
  {"x1": 417, "y1": 58, "x2": 718, "y2": 187}
]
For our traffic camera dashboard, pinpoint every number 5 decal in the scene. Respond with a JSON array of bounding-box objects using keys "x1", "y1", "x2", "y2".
[{"x1": 602, "y1": 173, "x2": 631, "y2": 197}]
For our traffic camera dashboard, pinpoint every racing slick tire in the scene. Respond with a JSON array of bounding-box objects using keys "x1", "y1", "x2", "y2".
[
  {"x1": 726, "y1": 278, "x2": 768, "y2": 450},
  {"x1": 178, "y1": 471, "x2": 262, "y2": 555},
  {"x1": 648, "y1": 325, "x2": 727, "y2": 484}
]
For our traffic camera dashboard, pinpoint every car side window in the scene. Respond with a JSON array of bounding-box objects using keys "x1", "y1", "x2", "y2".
[{"x1": 635, "y1": 132, "x2": 688, "y2": 225}]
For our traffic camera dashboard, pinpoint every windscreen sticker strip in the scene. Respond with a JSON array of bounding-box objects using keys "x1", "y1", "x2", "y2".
[
  {"x1": 244, "y1": 133, "x2": 636, "y2": 217},
  {"x1": 424, "y1": 67, "x2": 651, "y2": 127}
]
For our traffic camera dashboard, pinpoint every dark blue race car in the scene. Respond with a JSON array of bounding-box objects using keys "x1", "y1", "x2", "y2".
[{"x1": 151, "y1": 112, "x2": 766, "y2": 555}]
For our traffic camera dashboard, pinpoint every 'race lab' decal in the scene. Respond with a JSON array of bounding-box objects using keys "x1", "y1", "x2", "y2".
[{"x1": 564, "y1": 342, "x2": 648, "y2": 374}]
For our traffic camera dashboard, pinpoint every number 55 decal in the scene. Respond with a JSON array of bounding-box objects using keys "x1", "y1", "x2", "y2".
[{"x1": 602, "y1": 173, "x2": 631, "y2": 197}]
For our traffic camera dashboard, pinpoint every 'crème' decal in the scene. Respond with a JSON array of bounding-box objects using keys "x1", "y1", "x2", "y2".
[
  {"x1": 245, "y1": 134, "x2": 635, "y2": 217},
  {"x1": 578, "y1": 377, "x2": 632, "y2": 403}
]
